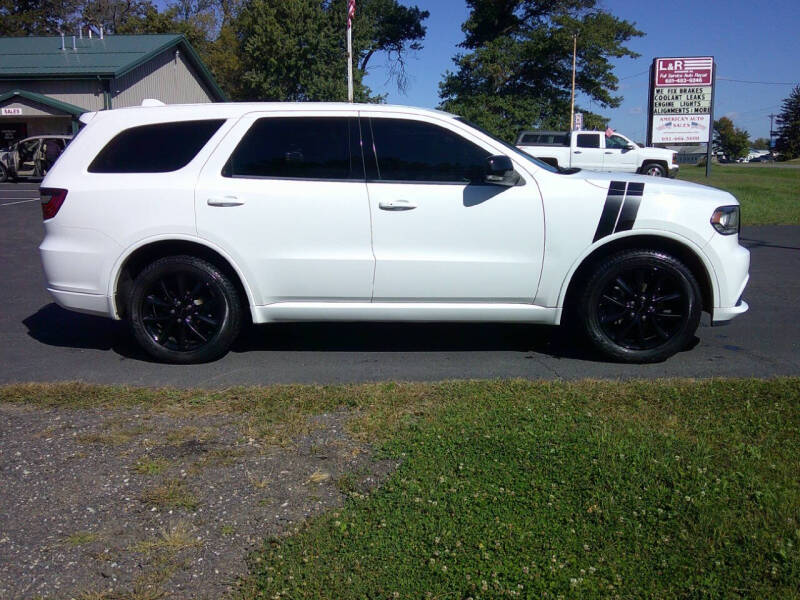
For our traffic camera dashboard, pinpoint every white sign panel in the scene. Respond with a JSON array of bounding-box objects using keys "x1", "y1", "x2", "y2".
[
  {"x1": 1, "y1": 108, "x2": 23, "y2": 116},
  {"x1": 652, "y1": 87, "x2": 712, "y2": 115},
  {"x1": 651, "y1": 114, "x2": 711, "y2": 144},
  {"x1": 573, "y1": 112, "x2": 583, "y2": 131}
]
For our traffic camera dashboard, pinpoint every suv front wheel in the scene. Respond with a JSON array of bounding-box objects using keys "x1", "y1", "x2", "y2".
[
  {"x1": 129, "y1": 255, "x2": 243, "y2": 363},
  {"x1": 577, "y1": 250, "x2": 701, "y2": 363}
]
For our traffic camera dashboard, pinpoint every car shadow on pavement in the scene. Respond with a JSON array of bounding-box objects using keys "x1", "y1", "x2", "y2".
[
  {"x1": 24, "y1": 303, "x2": 698, "y2": 364},
  {"x1": 23, "y1": 303, "x2": 148, "y2": 360}
]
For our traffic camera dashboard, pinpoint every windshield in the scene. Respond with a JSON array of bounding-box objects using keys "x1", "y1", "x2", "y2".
[{"x1": 455, "y1": 117, "x2": 562, "y2": 174}]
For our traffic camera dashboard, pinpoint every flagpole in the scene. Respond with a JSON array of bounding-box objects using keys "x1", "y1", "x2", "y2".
[
  {"x1": 569, "y1": 33, "x2": 577, "y2": 131},
  {"x1": 346, "y1": 0, "x2": 354, "y2": 103},
  {"x1": 347, "y1": 25, "x2": 353, "y2": 103}
]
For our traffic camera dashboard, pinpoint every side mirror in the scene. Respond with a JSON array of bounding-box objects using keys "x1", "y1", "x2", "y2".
[
  {"x1": 625, "y1": 143, "x2": 635, "y2": 150},
  {"x1": 484, "y1": 155, "x2": 519, "y2": 186}
]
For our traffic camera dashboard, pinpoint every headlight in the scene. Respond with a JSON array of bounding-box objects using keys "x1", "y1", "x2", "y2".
[
  {"x1": 711, "y1": 205, "x2": 740, "y2": 235},
  {"x1": 672, "y1": 153, "x2": 678, "y2": 165}
]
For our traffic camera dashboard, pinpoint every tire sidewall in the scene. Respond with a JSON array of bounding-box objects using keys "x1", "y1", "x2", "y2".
[
  {"x1": 129, "y1": 256, "x2": 241, "y2": 364},
  {"x1": 580, "y1": 251, "x2": 701, "y2": 362}
]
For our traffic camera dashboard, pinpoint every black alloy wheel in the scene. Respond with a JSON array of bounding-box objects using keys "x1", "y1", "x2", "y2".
[
  {"x1": 129, "y1": 256, "x2": 242, "y2": 363},
  {"x1": 578, "y1": 250, "x2": 701, "y2": 362}
]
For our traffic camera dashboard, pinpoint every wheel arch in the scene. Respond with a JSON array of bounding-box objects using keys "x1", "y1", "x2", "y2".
[
  {"x1": 110, "y1": 237, "x2": 255, "y2": 321},
  {"x1": 639, "y1": 160, "x2": 669, "y2": 175},
  {"x1": 558, "y1": 233, "x2": 716, "y2": 325}
]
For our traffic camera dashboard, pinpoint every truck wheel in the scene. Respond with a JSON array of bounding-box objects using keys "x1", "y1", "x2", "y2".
[
  {"x1": 0, "y1": 163, "x2": 7, "y2": 183},
  {"x1": 643, "y1": 163, "x2": 666, "y2": 177},
  {"x1": 577, "y1": 249, "x2": 701, "y2": 363},
  {"x1": 129, "y1": 255, "x2": 243, "y2": 364}
]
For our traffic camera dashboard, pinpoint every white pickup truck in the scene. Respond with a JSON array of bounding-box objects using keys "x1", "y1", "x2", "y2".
[{"x1": 516, "y1": 130, "x2": 678, "y2": 177}]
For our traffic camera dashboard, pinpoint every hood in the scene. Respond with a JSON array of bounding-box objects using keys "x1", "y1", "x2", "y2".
[{"x1": 579, "y1": 170, "x2": 737, "y2": 205}]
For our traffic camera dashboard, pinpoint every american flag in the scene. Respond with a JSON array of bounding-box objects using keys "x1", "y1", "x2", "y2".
[{"x1": 347, "y1": 0, "x2": 356, "y2": 28}]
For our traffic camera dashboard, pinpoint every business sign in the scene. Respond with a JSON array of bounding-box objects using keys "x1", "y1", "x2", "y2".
[
  {"x1": 648, "y1": 56, "x2": 715, "y2": 144},
  {"x1": 1, "y1": 107, "x2": 23, "y2": 116}
]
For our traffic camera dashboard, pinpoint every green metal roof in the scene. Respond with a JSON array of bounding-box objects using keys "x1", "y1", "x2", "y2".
[
  {"x1": 0, "y1": 34, "x2": 227, "y2": 100},
  {"x1": 0, "y1": 89, "x2": 88, "y2": 115}
]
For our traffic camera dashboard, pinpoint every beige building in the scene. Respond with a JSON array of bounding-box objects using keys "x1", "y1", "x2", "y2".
[{"x1": 0, "y1": 33, "x2": 226, "y2": 145}]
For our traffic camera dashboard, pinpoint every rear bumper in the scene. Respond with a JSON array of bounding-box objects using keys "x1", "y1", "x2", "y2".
[
  {"x1": 712, "y1": 299, "x2": 749, "y2": 326},
  {"x1": 47, "y1": 287, "x2": 113, "y2": 318}
]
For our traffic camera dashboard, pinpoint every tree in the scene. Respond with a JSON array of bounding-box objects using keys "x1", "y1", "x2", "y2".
[
  {"x1": 438, "y1": 0, "x2": 643, "y2": 141},
  {"x1": 0, "y1": 0, "x2": 80, "y2": 36},
  {"x1": 751, "y1": 137, "x2": 770, "y2": 151},
  {"x1": 236, "y1": 0, "x2": 428, "y2": 102},
  {"x1": 713, "y1": 117, "x2": 750, "y2": 160},
  {"x1": 775, "y1": 85, "x2": 800, "y2": 160}
]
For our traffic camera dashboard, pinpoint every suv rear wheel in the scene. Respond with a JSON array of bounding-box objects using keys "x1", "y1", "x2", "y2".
[
  {"x1": 129, "y1": 255, "x2": 242, "y2": 363},
  {"x1": 577, "y1": 249, "x2": 701, "y2": 362}
]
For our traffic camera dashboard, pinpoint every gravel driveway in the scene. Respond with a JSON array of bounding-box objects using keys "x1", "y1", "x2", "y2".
[{"x1": 0, "y1": 403, "x2": 395, "y2": 599}]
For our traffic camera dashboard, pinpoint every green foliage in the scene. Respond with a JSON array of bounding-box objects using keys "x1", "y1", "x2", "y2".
[
  {"x1": 775, "y1": 85, "x2": 800, "y2": 160},
  {"x1": 0, "y1": 0, "x2": 80, "y2": 35},
  {"x1": 439, "y1": 0, "x2": 643, "y2": 141},
  {"x1": 236, "y1": 0, "x2": 428, "y2": 102},
  {"x1": 713, "y1": 116, "x2": 750, "y2": 160},
  {"x1": 239, "y1": 378, "x2": 800, "y2": 598},
  {"x1": 752, "y1": 137, "x2": 771, "y2": 151}
]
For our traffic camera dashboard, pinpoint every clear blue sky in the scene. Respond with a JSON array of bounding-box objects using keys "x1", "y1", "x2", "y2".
[{"x1": 363, "y1": 0, "x2": 800, "y2": 140}]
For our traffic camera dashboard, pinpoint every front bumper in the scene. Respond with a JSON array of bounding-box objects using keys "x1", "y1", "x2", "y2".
[{"x1": 669, "y1": 166, "x2": 679, "y2": 178}]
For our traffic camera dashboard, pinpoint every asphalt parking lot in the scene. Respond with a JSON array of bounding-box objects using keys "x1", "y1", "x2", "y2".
[{"x1": 1, "y1": 181, "x2": 798, "y2": 386}]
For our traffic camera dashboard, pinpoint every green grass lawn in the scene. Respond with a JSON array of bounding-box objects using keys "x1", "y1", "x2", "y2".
[
  {"x1": 3, "y1": 379, "x2": 799, "y2": 598},
  {"x1": 678, "y1": 165, "x2": 800, "y2": 225}
]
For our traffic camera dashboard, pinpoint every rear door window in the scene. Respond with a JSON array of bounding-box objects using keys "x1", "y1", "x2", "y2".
[
  {"x1": 577, "y1": 134, "x2": 600, "y2": 148},
  {"x1": 223, "y1": 117, "x2": 362, "y2": 180},
  {"x1": 88, "y1": 120, "x2": 225, "y2": 173}
]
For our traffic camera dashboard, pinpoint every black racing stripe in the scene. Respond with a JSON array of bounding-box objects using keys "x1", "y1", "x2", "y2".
[
  {"x1": 615, "y1": 182, "x2": 644, "y2": 232},
  {"x1": 593, "y1": 181, "x2": 627, "y2": 242}
]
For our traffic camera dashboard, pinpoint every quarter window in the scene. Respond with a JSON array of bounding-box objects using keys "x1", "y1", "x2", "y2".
[
  {"x1": 577, "y1": 134, "x2": 600, "y2": 149},
  {"x1": 88, "y1": 120, "x2": 224, "y2": 173},
  {"x1": 224, "y1": 117, "x2": 362, "y2": 180},
  {"x1": 367, "y1": 118, "x2": 490, "y2": 183}
]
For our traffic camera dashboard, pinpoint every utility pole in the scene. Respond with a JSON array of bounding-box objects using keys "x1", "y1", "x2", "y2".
[
  {"x1": 768, "y1": 113, "x2": 777, "y2": 150},
  {"x1": 569, "y1": 33, "x2": 577, "y2": 131}
]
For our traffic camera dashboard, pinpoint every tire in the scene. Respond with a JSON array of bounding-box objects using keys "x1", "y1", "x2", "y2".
[
  {"x1": 577, "y1": 250, "x2": 701, "y2": 363},
  {"x1": 0, "y1": 163, "x2": 7, "y2": 183},
  {"x1": 643, "y1": 162, "x2": 667, "y2": 177},
  {"x1": 129, "y1": 255, "x2": 243, "y2": 364}
]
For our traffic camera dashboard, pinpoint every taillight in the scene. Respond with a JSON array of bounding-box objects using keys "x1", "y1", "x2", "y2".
[{"x1": 41, "y1": 188, "x2": 67, "y2": 220}]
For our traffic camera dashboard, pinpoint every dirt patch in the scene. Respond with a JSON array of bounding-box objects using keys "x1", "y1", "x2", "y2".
[{"x1": 0, "y1": 403, "x2": 396, "y2": 599}]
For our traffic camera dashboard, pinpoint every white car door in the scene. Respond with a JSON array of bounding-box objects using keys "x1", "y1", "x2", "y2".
[
  {"x1": 603, "y1": 133, "x2": 638, "y2": 173},
  {"x1": 361, "y1": 112, "x2": 545, "y2": 303},
  {"x1": 195, "y1": 111, "x2": 374, "y2": 305},
  {"x1": 573, "y1": 133, "x2": 605, "y2": 170}
]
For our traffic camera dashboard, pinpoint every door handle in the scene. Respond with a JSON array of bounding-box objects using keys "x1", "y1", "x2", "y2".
[
  {"x1": 378, "y1": 200, "x2": 417, "y2": 211},
  {"x1": 605, "y1": 151, "x2": 613, "y2": 154},
  {"x1": 207, "y1": 196, "x2": 244, "y2": 207},
  {"x1": 574, "y1": 151, "x2": 582, "y2": 154}
]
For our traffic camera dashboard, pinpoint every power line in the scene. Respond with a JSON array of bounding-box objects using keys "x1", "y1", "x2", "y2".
[
  {"x1": 717, "y1": 77, "x2": 797, "y2": 85},
  {"x1": 618, "y1": 69, "x2": 649, "y2": 80}
]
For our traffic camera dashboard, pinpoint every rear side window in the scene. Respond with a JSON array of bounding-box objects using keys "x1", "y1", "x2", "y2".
[
  {"x1": 224, "y1": 117, "x2": 362, "y2": 180},
  {"x1": 577, "y1": 134, "x2": 600, "y2": 148},
  {"x1": 367, "y1": 118, "x2": 490, "y2": 183},
  {"x1": 88, "y1": 120, "x2": 225, "y2": 173}
]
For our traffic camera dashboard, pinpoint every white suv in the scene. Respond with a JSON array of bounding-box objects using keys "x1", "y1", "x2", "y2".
[{"x1": 39, "y1": 102, "x2": 749, "y2": 364}]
